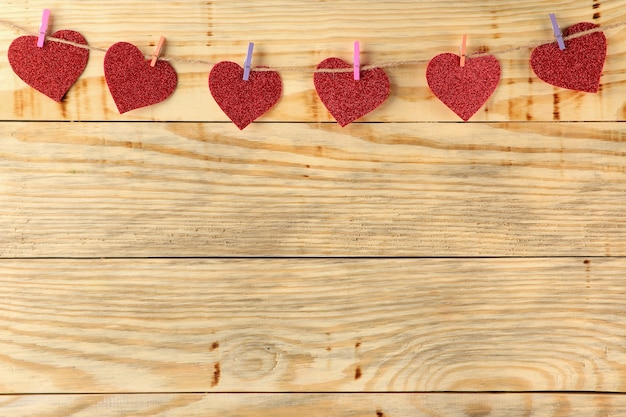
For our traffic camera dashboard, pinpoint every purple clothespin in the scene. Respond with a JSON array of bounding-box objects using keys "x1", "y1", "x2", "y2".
[
  {"x1": 353, "y1": 41, "x2": 360, "y2": 80},
  {"x1": 243, "y1": 42, "x2": 254, "y2": 81},
  {"x1": 37, "y1": 9, "x2": 50, "y2": 48},
  {"x1": 549, "y1": 13, "x2": 566, "y2": 50}
]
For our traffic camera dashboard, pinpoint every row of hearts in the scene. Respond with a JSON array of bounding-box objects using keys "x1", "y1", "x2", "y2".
[{"x1": 7, "y1": 22, "x2": 607, "y2": 129}]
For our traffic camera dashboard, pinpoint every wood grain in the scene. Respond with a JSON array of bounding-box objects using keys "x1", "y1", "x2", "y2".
[
  {"x1": 2, "y1": 393, "x2": 626, "y2": 417},
  {"x1": 1, "y1": 121, "x2": 625, "y2": 257},
  {"x1": 1, "y1": 0, "x2": 625, "y2": 122},
  {"x1": 2, "y1": 1, "x2": 626, "y2": 413},
  {"x1": 1, "y1": 258, "x2": 626, "y2": 393}
]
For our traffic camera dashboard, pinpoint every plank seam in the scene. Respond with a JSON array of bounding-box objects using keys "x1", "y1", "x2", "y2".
[
  {"x1": 0, "y1": 256, "x2": 621, "y2": 260},
  {"x1": 3, "y1": 391, "x2": 626, "y2": 396}
]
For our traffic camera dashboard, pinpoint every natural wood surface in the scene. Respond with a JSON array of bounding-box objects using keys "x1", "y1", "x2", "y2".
[
  {"x1": 1, "y1": 121, "x2": 625, "y2": 257},
  {"x1": 1, "y1": 0, "x2": 626, "y2": 122},
  {"x1": 1, "y1": 258, "x2": 626, "y2": 393},
  {"x1": 3, "y1": 393, "x2": 626, "y2": 417},
  {"x1": 2, "y1": 1, "x2": 626, "y2": 415}
]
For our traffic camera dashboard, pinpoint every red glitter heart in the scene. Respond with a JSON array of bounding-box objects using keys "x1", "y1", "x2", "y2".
[
  {"x1": 313, "y1": 57, "x2": 390, "y2": 127},
  {"x1": 426, "y1": 53, "x2": 501, "y2": 121},
  {"x1": 531, "y1": 22, "x2": 606, "y2": 93},
  {"x1": 8, "y1": 30, "x2": 89, "y2": 102},
  {"x1": 104, "y1": 42, "x2": 177, "y2": 114},
  {"x1": 209, "y1": 61, "x2": 282, "y2": 130}
]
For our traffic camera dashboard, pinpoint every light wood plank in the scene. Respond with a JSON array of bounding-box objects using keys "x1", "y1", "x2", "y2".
[
  {"x1": 1, "y1": 258, "x2": 626, "y2": 393},
  {"x1": 1, "y1": 0, "x2": 625, "y2": 122},
  {"x1": 2, "y1": 393, "x2": 626, "y2": 417},
  {"x1": 1, "y1": 121, "x2": 626, "y2": 257}
]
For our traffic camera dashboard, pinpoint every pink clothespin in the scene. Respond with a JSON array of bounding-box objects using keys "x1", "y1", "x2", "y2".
[
  {"x1": 37, "y1": 9, "x2": 50, "y2": 48},
  {"x1": 243, "y1": 42, "x2": 254, "y2": 81},
  {"x1": 550, "y1": 13, "x2": 566, "y2": 50},
  {"x1": 150, "y1": 36, "x2": 166, "y2": 67},
  {"x1": 353, "y1": 41, "x2": 360, "y2": 80},
  {"x1": 460, "y1": 35, "x2": 467, "y2": 67}
]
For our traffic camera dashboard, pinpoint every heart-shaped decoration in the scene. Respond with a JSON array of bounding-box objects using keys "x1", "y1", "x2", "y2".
[
  {"x1": 104, "y1": 42, "x2": 177, "y2": 114},
  {"x1": 313, "y1": 57, "x2": 390, "y2": 127},
  {"x1": 208, "y1": 61, "x2": 282, "y2": 130},
  {"x1": 531, "y1": 22, "x2": 606, "y2": 93},
  {"x1": 8, "y1": 30, "x2": 89, "y2": 102},
  {"x1": 426, "y1": 53, "x2": 501, "y2": 121}
]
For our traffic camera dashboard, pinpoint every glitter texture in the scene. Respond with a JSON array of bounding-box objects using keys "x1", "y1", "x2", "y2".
[
  {"x1": 313, "y1": 57, "x2": 390, "y2": 127},
  {"x1": 104, "y1": 42, "x2": 177, "y2": 114},
  {"x1": 426, "y1": 53, "x2": 501, "y2": 122},
  {"x1": 8, "y1": 30, "x2": 89, "y2": 102},
  {"x1": 531, "y1": 22, "x2": 606, "y2": 93},
  {"x1": 209, "y1": 61, "x2": 282, "y2": 130}
]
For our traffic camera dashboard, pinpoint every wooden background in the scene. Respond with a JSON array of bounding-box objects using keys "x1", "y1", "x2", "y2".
[{"x1": 1, "y1": 0, "x2": 626, "y2": 415}]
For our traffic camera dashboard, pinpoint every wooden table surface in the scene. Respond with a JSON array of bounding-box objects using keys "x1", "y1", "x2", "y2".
[{"x1": 2, "y1": 1, "x2": 626, "y2": 415}]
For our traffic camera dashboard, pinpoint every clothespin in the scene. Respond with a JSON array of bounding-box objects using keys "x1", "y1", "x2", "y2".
[
  {"x1": 150, "y1": 36, "x2": 166, "y2": 67},
  {"x1": 549, "y1": 13, "x2": 566, "y2": 50},
  {"x1": 37, "y1": 9, "x2": 50, "y2": 48},
  {"x1": 353, "y1": 41, "x2": 360, "y2": 80},
  {"x1": 460, "y1": 34, "x2": 467, "y2": 67},
  {"x1": 243, "y1": 42, "x2": 254, "y2": 81}
]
